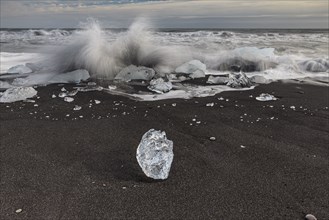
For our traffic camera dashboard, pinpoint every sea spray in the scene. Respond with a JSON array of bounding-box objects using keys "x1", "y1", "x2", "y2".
[{"x1": 47, "y1": 18, "x2": 192, "y2": 79}]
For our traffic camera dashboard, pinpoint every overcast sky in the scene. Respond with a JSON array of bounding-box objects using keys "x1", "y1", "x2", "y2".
[{"x1": 1, "y1": 0, "x2": 328, "y2": 28}]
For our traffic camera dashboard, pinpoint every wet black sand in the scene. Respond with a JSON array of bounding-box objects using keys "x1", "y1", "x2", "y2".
[{"x1": 1, "y1": 81, "x2": 328, "y2": 219}]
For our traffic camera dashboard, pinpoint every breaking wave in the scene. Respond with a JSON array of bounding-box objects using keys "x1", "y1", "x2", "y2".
[{"x1": 46, "y1": 18, "x2": 192, "y2": 79}]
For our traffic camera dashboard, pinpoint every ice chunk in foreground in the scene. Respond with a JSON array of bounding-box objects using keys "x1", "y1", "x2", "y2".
[
  {"x1": 227, "y1": 72, "x2": 253, "y2": 88},
  {"x1": 256, "y1": 93, "x2": 277, "y2": 101},
  {"x1": 7, "y1": 65, "x2": 32, "y2": 74},
  {"x1": 115, "y1": 65, "x2": 155, "y2": 82},
  {"x1": 136, "y1": 129, "x2": 174, "y2": 180},
  {"x1": 175, "y1": 60, "x2": 206, "y2": 79},
  {"x1": 48, "y1": 69, "x2": 90, "y2": 84},
  {"x1": 0, "y1": 87, "x2": 37, "y2": 103},
  {"x1": 147, "y1": 78, "x2": 173, "y2": 94}
]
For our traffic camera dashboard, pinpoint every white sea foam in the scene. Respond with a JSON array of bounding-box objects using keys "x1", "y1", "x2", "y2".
[{"x1": 0, "y1": 19, "x2": 328, "y2": 101}]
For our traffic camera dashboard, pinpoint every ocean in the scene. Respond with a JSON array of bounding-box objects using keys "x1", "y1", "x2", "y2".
[{"x1": 0, "y1": 20, "x2": 328, "y2": 101}]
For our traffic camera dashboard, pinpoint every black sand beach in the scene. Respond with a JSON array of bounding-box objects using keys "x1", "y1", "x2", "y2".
[{"x1": 1, "y1": 81, "x2": 328, "y2": 219}]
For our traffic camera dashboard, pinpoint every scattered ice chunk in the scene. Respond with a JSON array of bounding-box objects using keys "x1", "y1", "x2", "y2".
[
  {"x1": 58, "y1": 92, "x2": 67, "y2": 98},
  {"x1": 48, "y1": 69, "x2": 90, "y2": 84},
  {"x1": 206, "y1": 102, "x2": 214, "y2": 107},
  {"x1": 73, "y1": 105, "x2": 82, "y2": 111},
  {"x1": 52, "y1": 94, "x2": 56, "y2": 98},
  {"x1": 305, "y1": 214, "x2": 317, "y2": 220},
  {"x1": 175, "y1": 60, "x2": 206, "y2": 79},
  {"x1": 172, "y1": 103, "x2": 176, "y2": 107},
  {"x1": 299, "y1": 59, "x2": 329, "y2": 72},
  {"x1": 290, "y1": 106, "x2": 296, "y2": 110},
  {"x1": 67, "y1": 90, "x2": 78, "y2": 96},
  {"x1": 15, "y1": 209, "x2": 23, "y2": 213},
  {"x1": 227, "y1": 72, "x2": 253, "y2": 88},
  {"x1": 0, "y1": 87, "x2": 37, "y2": 103},
  {"x1": 209, "y1": 137, "x2": 216, "y2": 141},
  {"x1": 147, "y1": 78, "x2": 173, "y2": 94},
  {"x1": 207, "y1": 75, "x2": 229, "y2": 85},
  {"x1": 24, "y1": 99, "x2": 35, "y2": 103},
  {"x1": 255, "y1": 93, "x2": 278, "y2": 101},
  {"x1": 115, "y1": 65, "x2": 155, "y2": 82},
  {"x1": 7, "y1": 65, "x2": 32, "y2": 74},
  {"x1": 94, "y1": 100, "x2": 101, "y2": 104},
  {"x1": 64, "y1": 97, "x2": 74, "y2": 102},
  {"x1": 108, "y1": 85, "x2": 117, "y2": 90},
  {"x1": 61, "y1": 87, "x2": 66, "y2": 92},
  {"x1": 240, "y1": 145, "x2": 246, "y2": 148},
  {"x1": 136, "y1": 129, "x2": 174, "y2": 180}
]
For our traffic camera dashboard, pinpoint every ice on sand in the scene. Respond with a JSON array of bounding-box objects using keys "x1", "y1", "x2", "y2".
[
  {"x1": 175, "y1": 60, "x2": 206, "y2": 79},
  {"x1": 147, "y1": 78, "x2": 172, "y2": 94},
  {"x1": 256, "y1": 93, "x2": 277, "y2": 101},
  {"x1": 115, "y1": 65, "x2": 155, "y2": 82},
  {"x1": 64, "y1": 97, "x2": 74, "y2": 102},
  {"x1": 227, "y1": 72, "x2": 253, "y2": 88},
  {"x1": 0, "y1": 87, "x2": 37, "y2": 103},
  {"x1": 136, "y1": 129, "x2": 174, "y2": 180},
  {"x1": 7, "y1": 65, "x2": 32, "y2": 74}
]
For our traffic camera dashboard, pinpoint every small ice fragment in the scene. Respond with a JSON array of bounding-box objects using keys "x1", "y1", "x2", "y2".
[
  {"x1": 207, "y1": 75, "x2": 229, "y2": 85},
  {"x1": 7, "y1": 65, "x2": 32, "y2": 74},
  {"x1": 148, "y1": 78, "x2": 172, "y2": 94},
  {"x1": 66, "y1": 114, "x2": 70, "y2": 117},
  {"x1": 73, "y1": 105, "x2": 82, "y2": 111},
  {"x1": 206, "y1": 103, "x2": 214, "y2": 107},
  {"x1": 52, "y1": 94, "x2": 56, "y2": 98},
  {"x1": 240, "y1": 145, "x2": 246, "y2": 148},
  {"x1": 108, "y1": 85, "x2": 117, "y2": 90},
  {"x1": 305, "y1": 214, "x2": 317, "y2": 220},
  {"x1": 122, "y1": 186, "x2": 127, "y2": 190},
  {"x1": 64, "y1": 97, "x2": 74, "y2": 103},
  {"x1": 15, "y1": 209, "x2": 22, "y2": 213},
  {"x1": 172, "y1": 103, "x2": 176, "y2": 107},
  {"x1": 0, "y1": 87, "x2": 37, "y2": 103},
  {"x1": 58, "y1": 92, "x2": 67, "y2": 98},
  {"x1": 24, "y1": 99, "x2": 35, "y2": 103},
  {"x1": 196, "y1": 121, "x2": 201, "y2": 124},
  {"x1": 34, "y1": 104, "x2": 38, "y2": 107},
  {"x1": 79, "y1": 115, "x2": 83, "y2": 118},
  {"x1": 256, "y1": 93, "x2": 277, "y2": 101},
  {"x1": 67, "y1": 90, "x2": 78, "y2": 96},
  {"x1": 290, "y1": 106, "x2": 296, "y2": 110},
  {"x1": 136, "y1": 129, "x2": 174, "y2": 180},
  {"x1": 192, "y1": 118, "x2": 196, "y2": 121},
  {"x1": 61, "y1": 87, "x2": 66, "y2": 92},
  {"x1": 218, "y1": 97, "x2": 224, "y2": 101},
  {"x1": 94, "y1": 100, "x2": 101, "y2": 104},
  {"x1": 115, "y1": 65, "x2": 155, "y2": 82},
  {"x1": 209, "y1": 137, "x2": 216, "y2": 141}
]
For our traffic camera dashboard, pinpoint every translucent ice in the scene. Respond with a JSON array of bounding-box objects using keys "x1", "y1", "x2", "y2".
[
  {"x1": 7, "y1": 65, "x2": 32, "y2": 74},
  {"x1": 256, "y1": 93, "x2": 277, "y2": 101},
  {"x1": 175, "y1": 60, "x2": 206, "y2": 79},
  {"x1": 136, "y1": 129, "x2": 174, "y2": 180},
  {"x1": 0, "y1": 87, "x2": 37, "y2": 103},
  {"x1": 115, "y1": 65, "x2": 155, "y2": 82},
  {"x1": 147, "y1": 78, "x2": 172, "y2": 94},
  {"x1": 48, "y1": 69, "x2": 90, "y2": 84}
]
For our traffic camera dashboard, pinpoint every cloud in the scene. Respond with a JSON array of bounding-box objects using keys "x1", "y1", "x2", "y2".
[{"x1": 1, "y1": 0, "x2": 328, "y2": 28}]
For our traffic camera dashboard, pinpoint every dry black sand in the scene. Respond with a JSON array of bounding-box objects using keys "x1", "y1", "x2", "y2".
[{"x1": 1, "y1": 81, "x2": 328, "y2": 219}]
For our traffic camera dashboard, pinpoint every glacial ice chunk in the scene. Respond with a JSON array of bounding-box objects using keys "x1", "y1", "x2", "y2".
[
  {"x1": 136, "y1": 129, "x2": 174, "y2": 180},
  {"x1": 207, "y1": 75, "x2": 229, "y2": 85},
  {"x1": 256, "y1": 93, "x2": 277, "y2": 101},
  {"x1": 0, "y1": 87, "x2": 37, "y2": 103},
  {"x1": 147, "y1": 78, "x2": 173, "y2": 94},
  {"x1": 175, "y1": 60, "x2": 206, "y2": 78},
  {"x1": 299, "y1": 59, "x2": 329, "y2": 72},
  {"x1": 115, "y1": 65, "x2": 155, "y2": 82},
  {"x1": 227, "y1": 72, "x2": 253, "y2": 88},
  {"x1": 7, "y1": 65, "x2": 32, "y2": 74},
  {"x1": 48, "y1": 69, "x2": 90, "y2": 84}
]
